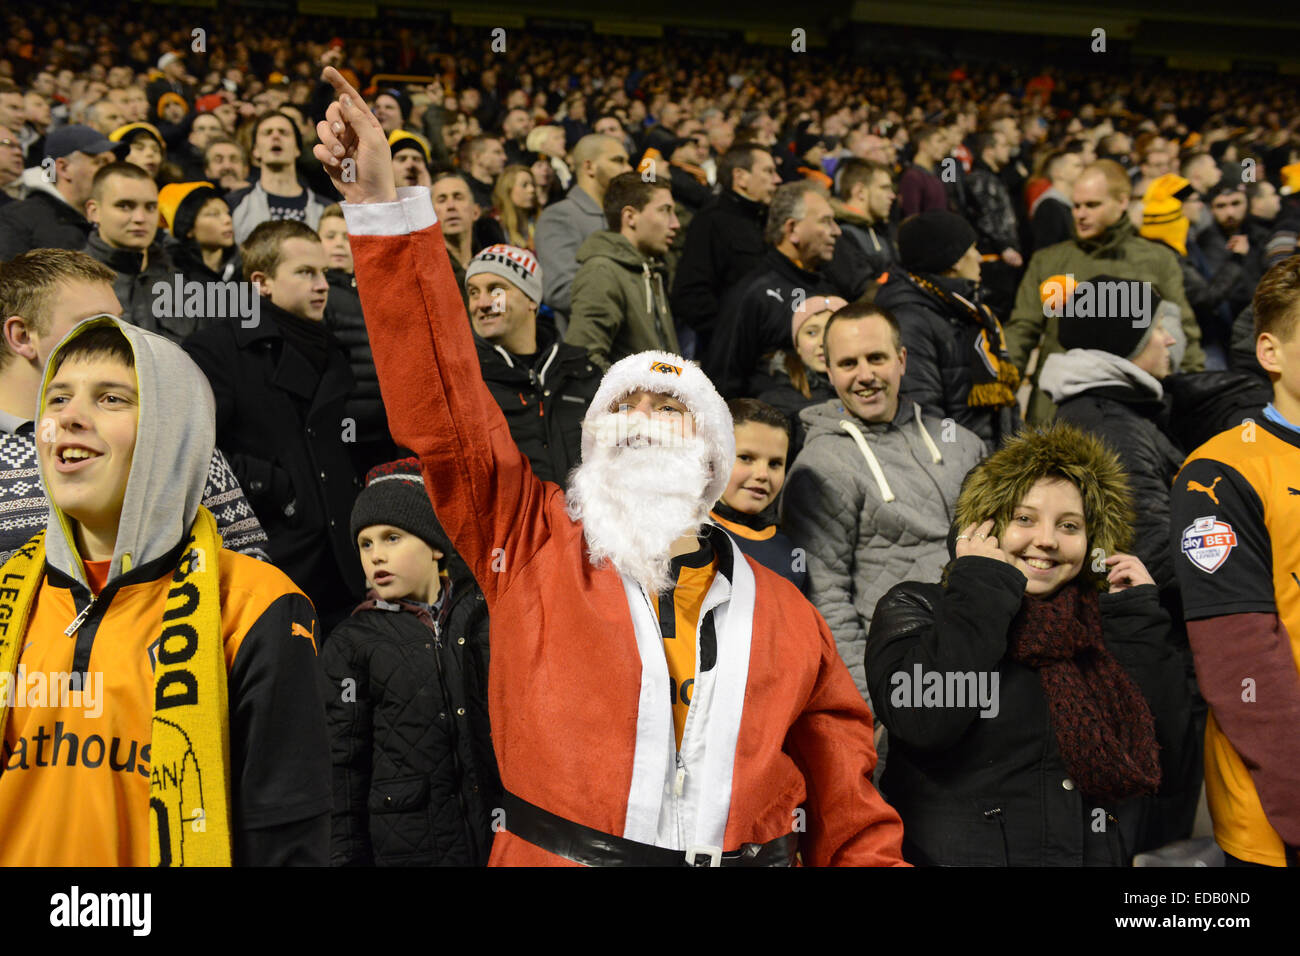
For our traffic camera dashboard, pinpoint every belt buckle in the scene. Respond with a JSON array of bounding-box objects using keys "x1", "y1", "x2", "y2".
[{"x1": 685, "y1": 844, "x2": 722, "y2": 867}]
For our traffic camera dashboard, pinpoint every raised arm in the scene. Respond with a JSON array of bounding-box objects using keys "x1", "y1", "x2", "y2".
[{"x1": 313, "y1": 67, "x2": 556, "y2": 599}]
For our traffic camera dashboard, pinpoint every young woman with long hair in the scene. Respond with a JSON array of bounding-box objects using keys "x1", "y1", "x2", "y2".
[{"x1": 491, "y1": 164, "x2": 540, "y2": 250}]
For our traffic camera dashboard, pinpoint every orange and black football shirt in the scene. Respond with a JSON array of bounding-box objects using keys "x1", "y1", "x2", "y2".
[
  {"x1": 0, "y1": 549, "x2": 329, "y2": 866},
  {"x1": 1171, "y1": 416, "x2": 1300, "y2": 866},
  {"x1": 651, "y1": 537, "x2": 719, "y2": 751}
]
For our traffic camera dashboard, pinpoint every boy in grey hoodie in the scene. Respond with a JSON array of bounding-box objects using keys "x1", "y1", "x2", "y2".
[{"x1": 0, "y1": 315, "x2": 330, "y2": 866}]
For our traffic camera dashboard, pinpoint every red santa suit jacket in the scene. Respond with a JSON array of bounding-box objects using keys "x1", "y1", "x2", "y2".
[{"x1": 343, "y1": 187, "x2": 907, "y2": 866}]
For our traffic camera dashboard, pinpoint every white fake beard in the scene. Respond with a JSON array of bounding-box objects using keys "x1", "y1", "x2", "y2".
[{"x1": 566, "y1": 411, "x2": 714, "y2": 594}]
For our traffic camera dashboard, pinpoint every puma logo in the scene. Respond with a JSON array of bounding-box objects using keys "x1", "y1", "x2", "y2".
[
  {"x1": 1187, "y1": 476, "x2": 1222, "y2": 505},
  {"x1": 291, "y1": 620, "x2": 317, "y2": 650},
  {"x1": 765, "y1": 288, "x2": 783, "y2": 302},
  {"x1": 1289, "y1": 487, "x2": 1300, "y2": 496}
]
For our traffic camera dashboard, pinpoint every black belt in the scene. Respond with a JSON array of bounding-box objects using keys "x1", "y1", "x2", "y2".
[{"x1": 500, "y1": 790, "x2": 798, "y2": 867}]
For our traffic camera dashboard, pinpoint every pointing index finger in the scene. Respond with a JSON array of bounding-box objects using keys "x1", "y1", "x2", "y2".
[{"x1": 320, "y1": 65, "x2": 361, "y2": 102}]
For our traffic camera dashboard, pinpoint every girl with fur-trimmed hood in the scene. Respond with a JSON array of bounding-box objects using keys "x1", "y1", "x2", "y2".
[{"x1": 865, "y1": 422, "x2": 1195, "y2": 866}]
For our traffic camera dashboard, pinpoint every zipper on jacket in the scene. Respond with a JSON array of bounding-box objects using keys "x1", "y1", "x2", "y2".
[
  {"x1": 425, "y1": 587, "x2": 491, "y2": 857},
  {"x1": 64, "y1": 578, "x2": 125, "y2": 678},
  {"x1": 673, "y1": 751, "x2": 687, "y2": 848},
  {"x1": 64, "y1": 594, "x2": 97, "y2": 637},
  {"x1": 426, "y1": 611, "x2": 473, "y2": 837},
  {"x1": 983, "y1": 807, "x2": 1010, "y2": 866}
]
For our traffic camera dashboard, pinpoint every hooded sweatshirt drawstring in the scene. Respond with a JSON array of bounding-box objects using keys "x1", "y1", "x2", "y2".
[
  {"x1": 839, "y1": 404, "x2": 943, "y2": 502},
  {"x1": 642, "y1": 262, "x2": 670, "y2": 346},
  {"x1": 914, "y1": 405, "x2": 943, "y2": 463},
  {"x1": 840, "y1": 420, "x2": 895, "y2": 502}
]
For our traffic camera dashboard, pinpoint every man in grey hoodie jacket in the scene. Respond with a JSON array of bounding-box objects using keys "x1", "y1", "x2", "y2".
[{"x1": 783, "y1": 302, "x2": 985, "y2": 707}]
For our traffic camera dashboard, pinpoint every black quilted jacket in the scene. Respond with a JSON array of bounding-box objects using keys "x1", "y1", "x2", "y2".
[
  {"x1": 318, "y1": 570, "x2": 501, "y2": 866},
  {"x1": 475, "y1": 323, "x2": 601, "y2": 485}
]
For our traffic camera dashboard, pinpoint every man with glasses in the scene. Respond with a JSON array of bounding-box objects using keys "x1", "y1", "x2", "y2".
[{"x1": 0, "y1": 125, "x2": 24, "y2": 206}]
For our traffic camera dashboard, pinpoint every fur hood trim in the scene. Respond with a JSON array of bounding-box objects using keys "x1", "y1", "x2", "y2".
[{"x1": 949, "y1": 422, "x2": 1134, "y2": 590}]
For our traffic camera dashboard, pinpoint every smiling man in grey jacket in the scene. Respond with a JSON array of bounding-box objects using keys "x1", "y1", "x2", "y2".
[{"x1": 782, "y1": 302, "x2": 985, "y2": 708}]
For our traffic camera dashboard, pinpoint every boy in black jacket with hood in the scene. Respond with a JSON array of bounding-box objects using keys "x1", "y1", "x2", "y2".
[{"x1": 320, "y1": 459, "x2": 500, "y2": 866}]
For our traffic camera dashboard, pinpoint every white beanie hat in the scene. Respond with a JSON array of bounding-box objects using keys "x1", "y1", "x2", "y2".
[{"x1": 583, "y1": 351, "x2": 734, "y2": 507}]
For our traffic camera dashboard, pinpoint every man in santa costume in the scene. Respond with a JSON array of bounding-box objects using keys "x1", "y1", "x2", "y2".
[{"x1": 313, "y1": 66, "x2": 906, "y2": 867}]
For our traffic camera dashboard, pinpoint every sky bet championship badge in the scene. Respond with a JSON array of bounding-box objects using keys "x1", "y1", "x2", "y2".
[{"x1": 1181, "y1": 516, "x2": 1237, "y2": 573}]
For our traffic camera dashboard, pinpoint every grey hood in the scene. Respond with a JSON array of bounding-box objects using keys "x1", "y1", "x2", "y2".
[
  {"x1": 39, "y1": 315, "x2": 216, "y2": 586},
  {"x1": 799, "y1": 395, "x2": 926, "y2": 446},
  {"x1": 799, "y1": 398, "x2": 945, "y2": 502},
  {"x1": 1038, "y1": 348, "x2": 1164, "y2": 404},
  {"x1": 799, "y1": 396, "x2": 890, "y2": 445}
]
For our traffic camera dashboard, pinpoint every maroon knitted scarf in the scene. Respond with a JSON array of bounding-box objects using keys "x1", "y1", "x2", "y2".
[{"x1": 1007, "y1": 580, "x2": 1161, "y2": 803}]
